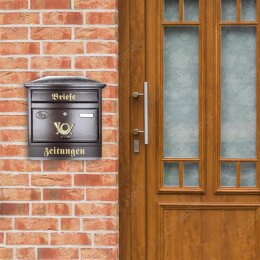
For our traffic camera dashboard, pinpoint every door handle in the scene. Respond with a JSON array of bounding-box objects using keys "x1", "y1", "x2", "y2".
[
  {"x1": 144, "y1": 82, "x2": 149, "y2": 145},
  {"x1": 132, "y1": 82, "x2": 149, "y2": 145}
]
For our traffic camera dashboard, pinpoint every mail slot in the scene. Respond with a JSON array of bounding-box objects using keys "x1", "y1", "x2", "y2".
[{"x1": 24, "y1": 76, "x2": 106, "y2": 159}]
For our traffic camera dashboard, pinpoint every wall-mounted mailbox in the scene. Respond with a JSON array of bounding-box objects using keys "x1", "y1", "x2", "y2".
[{"x1": 24, "y1": 76, "x2": 106, "y2": 160}]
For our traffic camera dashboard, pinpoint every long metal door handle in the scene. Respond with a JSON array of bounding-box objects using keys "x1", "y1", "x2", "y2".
[{"x1": 144, "y1": 82, "x2": 149, "y2": 145}]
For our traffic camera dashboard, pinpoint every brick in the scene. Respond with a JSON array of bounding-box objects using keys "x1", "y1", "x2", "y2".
[
  {"x1": 75, "y1": 27, "x2": 117, "y2": 40},
  {"x1": 0, "y1": 174, "x2": 28, "y2": 186},
  {"x1": 0, "y1": 115, "x2": 27, "y2": 127},
  {"x1": 105, "y1": 144, "x2": 119, "y2": 157},
  {"x1": 94, "y1": 233, "x2": 118, "y2": 246},
  {"x1": 51, "y1": 233, "x2": 91, "y2": 245},
  {"x1": 31, "y1": 174, "x2": 71, "y2": 186},
  {"x1": 0, "y1": 233, "x2": 3, "y2": 243},
  {"x1": 86, "y1": 188, "x2": 118, "y2": 201},
  {"x1": 43, "y1": 189, "x2": 84, "y2": 200},
  {"x1": 0, "y1": 28, "x2": 28, "y2": 40},
  {"x1": 103, "y1": 129, "x2": 118, "y2": 142},
  {"x1": 43, "y1": 71, "x2": 84, "y2": 77},
  {"x1": 0, "y1": 130, "x2": 27, "y2": 142},
  {"x1": 0, "y1": 248, "x2": 13, "y2": 259},
  {"x1": 0, "y1": 72, "x2": 39, "y2": 84},
  {"x1": 0, "y1": 13, "x2": 39, "y2": 24},
  {"x1": 31, "y1": 27, "x2": 71, "y2": 40},
  {"x1": 0, "y1": 189, "x2": 41, "y2": 201},
  {"x1": 32, "y1": 203, "x2": 71, "y2": 216},
  {"x1": 75, "y1": 0, "x2": 117, "y2": 9},
  {"x1": 83, "y1": 218, "x2": 117, "y2": 231},
  {"x1": 43, "y1": 12, "x2": 83, "y2": 24},
  {"x1": 86, "y1": 160, "x2": 118, "y2": 172},
  {"x1": 43, "y1": 160, "x2": 83, "y2": 172},
  {"x1": 75, "y1": 174, "x2": 117, "y2": 186},
  {"x1": 0, "y1": 218, "x2": 12, "y2": 230},
  {"x1": 103, "y1": 115, "x2": 118, "y2": 128},
  {"x1": 0, "y1": 203, "x2": 29, "y2": 215},
  {"x1": 0, "y1": 87, "x2": 27, "y2": 99},
  {"x1": 38, "y1": 248, "x2": 78, "y2": 259},
  {"x1": 16, "y1": 248, "x2": 36, "y2": 260},
  {"x1": 102, "y1": 86, "x2": 118, "y2": 98},
  {"x1": 103, "y1": 145, "x2": 119, "y2": 157},
  {"x1": 86, "y1": 12, "x2": 117, "y2": 25},
  {"x1": 0, "y1": 58, "x2": 28, "y2": 69},
  {"x1": 0, "y1": 42, "x2": 39, "y2": 55},
  {"x1": 86, "y1": 71, "x2": 118, "y2": 84},
  {"x1": 0, "y1": 160, "x2": 41, "y2": 172},
  {"x1": 0, "y1": 101, "x2": 27, "y2": 113},
  {"x1": 16, "y1": 218, "x2": 57, "y2": 230},
  {"x1": 6, "y1": 233, "x2": 48, "y2": 245},
  {"x1": 81, "y1": 248, "x2": 117, "y2": 259},
  {"x1": 102, "y1": 100, "x2": 117, "y2": 113},
  {"x1": 61, "y1": 218, "x2": 80, "y2": 231},
  {"x1": 44, "y1": 42, "x2": 84, "y2": 55},
  {"x1": 31, "y1": 0, "x2": 70, "y2": 9},
  {"x1": 0, "y1": 0, "x2": 27, "y2": 9},
  {"x1": 6, "y1": 87, "x2": 26, "y2": 99},
  {"x1": 75, "y1": 56, "x2": 117, "y2": 69},
  {"x1": 0, "y1": 145, "x2": 27, "y2": 157},
  {"x1": 87, "y1": 42, "x2": 118, "y2": 54},
  {"x1": 31, "y1": 57, "x2": 71, "y2": 69},
  {"x1": 75, "y1": 203, "x2": 117, "y2": 216}
]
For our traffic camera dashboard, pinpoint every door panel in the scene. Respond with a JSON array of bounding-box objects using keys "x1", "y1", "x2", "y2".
[{"x1": 160, "y1": 205, "x2": 260, "y2": 259}]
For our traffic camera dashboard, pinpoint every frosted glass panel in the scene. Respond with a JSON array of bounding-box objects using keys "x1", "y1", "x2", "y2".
[
  {"x1": 184, "y1": 0, "x2": 199, "y2": 21},
  {"x1": 164, "y1": 27, "x2": 199, "y2": 158},
  {"x1": 164, "y1": 0, "x2": 179, "y2": 21},
  {"x1": 222, "y1": 0, "x2": 236, "y2": 21},
  {"x1": 240, "y1": 162, "x2": 256, "y2": 187},
  {"x1": 221, "y1": 27, "x2": 256, "y2": 158},
  {"x1": 164, "y1": 163, "x2": 179, "y2": 186},
  {"x1": 241, "y1": 0, "x2": 256, "y2": 21},
  {"x1": 184, "y1": 163, "x2": 199, "y2": 187},
  {"x1": 221, "y1": 162, "x2": 237, "y2": 187}
]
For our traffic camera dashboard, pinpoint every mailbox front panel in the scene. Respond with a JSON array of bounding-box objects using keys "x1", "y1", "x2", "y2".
[
  {"x1": 32, "y1": 108, "x2": 99, "y2": 143},
  {"x1": 25, "y1": 76, "x2": 106, "y2": 160}
]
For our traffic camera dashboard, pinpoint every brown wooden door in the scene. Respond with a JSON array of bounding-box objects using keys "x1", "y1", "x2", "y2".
[{"x1": 119, "y1": 0, "x2": 260, "y2": 259}]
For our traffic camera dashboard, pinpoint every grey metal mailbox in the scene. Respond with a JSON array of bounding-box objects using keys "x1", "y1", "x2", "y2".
[{"x1": 24, "y1": 76, "x2": 106, "y2": 160}]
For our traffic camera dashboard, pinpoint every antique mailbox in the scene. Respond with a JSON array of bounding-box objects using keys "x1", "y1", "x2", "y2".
[{"x1": 24, "y1": 76, "x2": 106, "y2": 159}]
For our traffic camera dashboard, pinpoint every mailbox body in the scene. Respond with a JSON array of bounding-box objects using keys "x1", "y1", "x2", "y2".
[{"x1": 24, "y1": 76, "x2": 106, "y2": 160}]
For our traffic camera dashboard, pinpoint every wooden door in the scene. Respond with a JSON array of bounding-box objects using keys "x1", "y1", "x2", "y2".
[{"x1": 119, "y1": 0, "x2": 260, "y2": 259}]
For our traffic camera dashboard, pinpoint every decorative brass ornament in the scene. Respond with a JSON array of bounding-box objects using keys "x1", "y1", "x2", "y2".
[{"x1": 54, "y1": 122, "x2": 75, "y2": 138}]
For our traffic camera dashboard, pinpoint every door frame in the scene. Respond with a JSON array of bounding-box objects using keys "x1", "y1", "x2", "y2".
[{"x1": 119, "y1": 0, "x2": 147, "y2": 259}]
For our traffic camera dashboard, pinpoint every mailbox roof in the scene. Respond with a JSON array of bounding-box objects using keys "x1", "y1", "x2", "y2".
[{"x1": 24, "y1": 76, "x2": 106, "y2": 88}]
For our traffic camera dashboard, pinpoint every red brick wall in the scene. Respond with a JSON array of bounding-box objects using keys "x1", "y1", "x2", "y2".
[{"x1": 0, "y1": 0, "x2": 118, "y2": 259}]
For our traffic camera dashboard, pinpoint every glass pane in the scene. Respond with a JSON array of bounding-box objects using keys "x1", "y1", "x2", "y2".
[
  {"x1": 164, "y1": 27, "x2": 199, "y2": 158},
  {"x1": 184, "y1": 0, "x2": 199, "y2": 21},
  {"x1": 221, "y1": 27, "x2": 256, "y2": 158},
  {"x1": 164, "y1": 0, "x2": 179, "y2": 21},
  {"x1": 184, "y1": 162, "x2": 199, "y2": 187},
  {"x1": 164, "y1": 163, "x2": 179, "y2": 186},
  {"x1": 240, "y1": 162, "x2": 256, "y2": 187},
  {"x1": 222, "y1": 0, "x2": 236, "y2": 21},
  {"x1": 241, "y1": 0, "x2": 256, "y2": 21},
  {"x1": 221, "y1": 162, "x2": 237, "y2": 187}
]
